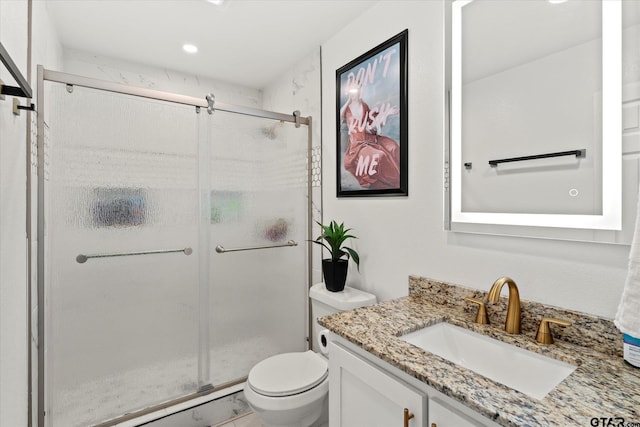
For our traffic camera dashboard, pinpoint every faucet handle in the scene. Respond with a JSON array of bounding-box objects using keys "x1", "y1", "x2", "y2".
[
  {"x1": 535, "y1": 317, "x2": 571, "y2": 344},
  {"x1": 464, "y1": 296, "x2": 489, "y2": 325}
]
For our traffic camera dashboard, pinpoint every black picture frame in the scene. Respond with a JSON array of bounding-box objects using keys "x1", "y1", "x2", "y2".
[{"x1": 336, "y1": 29, "x2": 408, "y2": 197}]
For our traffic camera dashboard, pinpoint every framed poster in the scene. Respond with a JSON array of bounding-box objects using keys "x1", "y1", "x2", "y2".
[{"x1": 336, "y1": 29, "x2": 408, "y2": 197}]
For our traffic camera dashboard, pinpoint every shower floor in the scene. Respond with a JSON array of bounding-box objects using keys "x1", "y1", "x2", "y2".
[
  {"x1": 214, "y1": 412, "x2": 262, "y2": 427},
  {"x1": 49, "y1": 336, "x2": 279, "y2": 427}
]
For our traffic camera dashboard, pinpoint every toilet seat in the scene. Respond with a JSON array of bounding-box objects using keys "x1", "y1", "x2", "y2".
[{"x1": 248, "y1": 351, "x2": 328, "y2": 397}]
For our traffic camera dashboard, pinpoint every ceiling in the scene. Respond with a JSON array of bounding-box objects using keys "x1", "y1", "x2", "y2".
[{"x1": 46, "y1": 0, "x2": 378, "y2": 89}]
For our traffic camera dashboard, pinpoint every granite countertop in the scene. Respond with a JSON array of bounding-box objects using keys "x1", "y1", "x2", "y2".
[{"x1": 318, "y1": 276, "x2": 640, "y2": 427}]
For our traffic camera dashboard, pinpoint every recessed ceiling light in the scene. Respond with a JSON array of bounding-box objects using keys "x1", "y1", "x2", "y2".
[
  {"x1": 548, "y1": 0, "x2": 568, "y2": 4},
  {"x1": 206, "y1": 0, "x2": 225, "y2": 5},
  {"x1": 183, "y1": 44, "x2": 198, "y2": 54}
]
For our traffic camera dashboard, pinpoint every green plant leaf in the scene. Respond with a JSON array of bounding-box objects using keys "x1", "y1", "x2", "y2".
[
  {"x1": 311, "y1": 239, "x2": 332, "y2": 254},
  {"x1": 343, "y1": 247, "x2": 360, "y2": 271},
  {"x1": 314, "y1": 219, "x2": 359, "y2": 267}
]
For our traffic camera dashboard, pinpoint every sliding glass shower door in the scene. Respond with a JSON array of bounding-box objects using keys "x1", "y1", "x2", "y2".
[
  {"x1": 207, "y1": 112, "x2": 308, "y2": 385},
  {"x1": 41, "y1": 72, "x2": 310, "y2": 427},
  {"x1": 44, "y1": 83, "x2": 205, "y2": 426}
]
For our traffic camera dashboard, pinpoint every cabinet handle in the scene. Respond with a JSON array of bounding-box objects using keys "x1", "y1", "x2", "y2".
[
  {"x1": 431, "y1": 424, "x2": 437, "y2": 427},
  {"x1": 403, "y1": 408, "x2": 414, "y2": 427}
]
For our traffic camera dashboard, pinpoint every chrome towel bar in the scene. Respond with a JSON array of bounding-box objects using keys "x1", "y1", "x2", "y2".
[
  {"x1": 76, "y1": 247, "x2": 193, "y2": 263},
  {"x1": 215, "y1": 240, "x2": 298, "y2": 254}
]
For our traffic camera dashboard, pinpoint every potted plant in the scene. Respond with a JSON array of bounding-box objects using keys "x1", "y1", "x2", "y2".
[{"x1": 313, "y1": 220, "x2": 360, "y2": 292}]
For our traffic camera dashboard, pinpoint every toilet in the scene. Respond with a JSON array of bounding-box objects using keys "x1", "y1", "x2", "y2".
[{"x1": 244, "y1": 283, "x2": 377, "y2": 427}]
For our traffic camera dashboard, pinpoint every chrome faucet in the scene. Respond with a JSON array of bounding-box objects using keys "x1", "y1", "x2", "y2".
[{"x1": 487, "y1": 277, "x2": 521, "y2": 334}]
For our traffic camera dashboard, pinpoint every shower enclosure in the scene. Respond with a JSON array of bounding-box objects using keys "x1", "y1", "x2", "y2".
[{"x1": 35, "y1": 67, "x2": 313, "y2": 427}]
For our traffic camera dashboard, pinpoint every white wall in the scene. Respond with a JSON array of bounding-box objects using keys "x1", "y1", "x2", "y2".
[
  {"x1": 321, "y1": 0, "x2": 631, "y2": 318},
  {"x1": 1, "y1": 1, "x2": 63, "y2": 426},
  {"x1": 0, "y1": 1, "x2": 29, "y2": 426},
  {"x1": 31, "y1": 6, "x2": 65, "y2": 425}
]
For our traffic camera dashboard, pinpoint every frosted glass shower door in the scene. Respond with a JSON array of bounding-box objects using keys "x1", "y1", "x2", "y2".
[
  {"x1": 208, "y1": 112, "x2": 308, "y2": 385},
  {"x1": 44, "y1": 83, "x2": 205, "y2": 427}
]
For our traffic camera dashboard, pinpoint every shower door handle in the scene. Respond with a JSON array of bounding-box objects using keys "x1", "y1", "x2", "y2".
[
  {"x1": 76, "y1": 247, "x2": 193, "y2": 263},
  {"x1": 215, "y1": 240, "x2": 298, "y2": 254}
]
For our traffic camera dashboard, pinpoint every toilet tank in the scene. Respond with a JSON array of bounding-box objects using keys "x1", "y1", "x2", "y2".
[{"x1": 309, "y1": 283, "x2": 376, "y2": 351}]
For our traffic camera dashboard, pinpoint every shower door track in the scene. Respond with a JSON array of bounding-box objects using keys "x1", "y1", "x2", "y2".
[
  {"x1": 36, "y1": 66, "x2": 314, "y2": 427},
  {"x1": 90, "y1": 379, "x2": 246, "y2": 427},
  {"x1": 41, "y1": 68, "x2": 310, "y2": 125}
]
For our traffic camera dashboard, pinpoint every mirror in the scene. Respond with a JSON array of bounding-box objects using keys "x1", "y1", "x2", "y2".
[{"x1": 446, "y1": 0, "x2": 624, "y2": 240}]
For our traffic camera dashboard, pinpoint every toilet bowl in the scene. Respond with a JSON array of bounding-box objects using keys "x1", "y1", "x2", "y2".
[
  {"x1": 244, "y1": 351, "x2": 329, "y2": 427},
  {"x1": 244, "y1": 283, "x2": 376, "y2": 427}
]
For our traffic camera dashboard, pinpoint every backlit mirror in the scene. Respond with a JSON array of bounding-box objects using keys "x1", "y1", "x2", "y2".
[{"x1": 447, "y1": 0, "x2": 622, "y2": 237}]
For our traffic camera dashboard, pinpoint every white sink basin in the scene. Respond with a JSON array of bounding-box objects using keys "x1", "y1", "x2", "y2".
[{"x1": 400, "y1": 322, "x2": 577, "y2": 399}]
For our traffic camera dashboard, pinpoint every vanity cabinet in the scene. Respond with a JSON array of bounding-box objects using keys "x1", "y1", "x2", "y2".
[
  {"x1": 429, "y1": 396, "x2": 488, "y2": 427},
  {"x1": 328, "y1": 341, "x2": 426, "y2": 427},
  {"x1": 328, "y1": 338, "x2": 501, "y2": 427}
]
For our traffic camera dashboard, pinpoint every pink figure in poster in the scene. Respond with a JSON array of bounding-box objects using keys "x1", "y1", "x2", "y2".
[{"x1": 340, "y1": 79, "x2": 400, "y2": 189}]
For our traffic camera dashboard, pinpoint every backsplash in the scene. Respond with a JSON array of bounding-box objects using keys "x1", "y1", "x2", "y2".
[{"x1": 409, "y1": 276, "x2": 624, "y2": 358}]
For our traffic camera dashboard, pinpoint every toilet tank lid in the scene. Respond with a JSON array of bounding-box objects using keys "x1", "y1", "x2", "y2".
[{"x1": 309, "y1": 283, "x2": 377, "y2": 311}]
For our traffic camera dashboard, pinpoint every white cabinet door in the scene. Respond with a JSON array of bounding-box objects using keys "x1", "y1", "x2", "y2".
[
  {"x1": 329, "y1": 342, "x2": 426, "y2": 427},
  {"x1": 429, "y1": 397, "x2": 488, "y2": 427}
]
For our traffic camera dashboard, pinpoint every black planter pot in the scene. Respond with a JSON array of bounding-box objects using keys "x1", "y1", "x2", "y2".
[{"x1": 322, "y1": 259, "x2": 349, "y2": 292}]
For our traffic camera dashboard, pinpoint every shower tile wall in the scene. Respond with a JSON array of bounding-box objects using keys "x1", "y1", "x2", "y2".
[
  {"x1": 262, "y1": 48, "x2": 323, "y2": 285},
  {"x1": 62, "y1": 48, "x2": 263, "y2": 108}
]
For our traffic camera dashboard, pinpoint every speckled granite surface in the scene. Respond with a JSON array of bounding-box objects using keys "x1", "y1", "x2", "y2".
[{"x1": 318, "y1": 276, "x2": 640, "y2": 427}]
